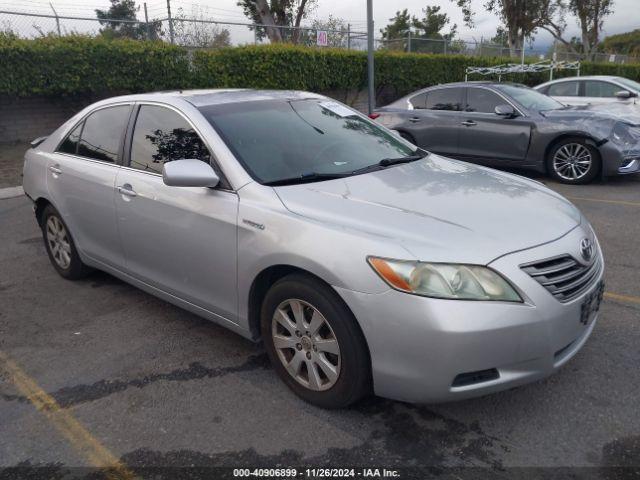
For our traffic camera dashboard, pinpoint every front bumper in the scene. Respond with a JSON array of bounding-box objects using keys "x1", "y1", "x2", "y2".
[
  {"x1": 600, "y1": 141, "x2": 640, "y2": 176},
  {"x1": 335, "y1": 225, "x2": 604, "y2": 404}
]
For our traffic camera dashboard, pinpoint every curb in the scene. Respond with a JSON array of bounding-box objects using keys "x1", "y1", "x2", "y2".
[{"x1": 0, "y1": 186, "x2": 24, "y2": 200}]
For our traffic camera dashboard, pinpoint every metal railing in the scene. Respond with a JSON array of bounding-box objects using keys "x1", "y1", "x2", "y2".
[{"x1": 1, "y1": 9, "x2": 637, "y2": 64}]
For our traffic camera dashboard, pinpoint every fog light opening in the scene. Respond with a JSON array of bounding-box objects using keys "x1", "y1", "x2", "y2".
[{"x1": 452, "y1": 368, "x2": 500, "y2": 388}]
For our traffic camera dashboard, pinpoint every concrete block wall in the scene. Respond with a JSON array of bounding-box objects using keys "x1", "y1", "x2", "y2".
[{"x1": 0, "y1": 95, "x2": 94, "y2": 144}]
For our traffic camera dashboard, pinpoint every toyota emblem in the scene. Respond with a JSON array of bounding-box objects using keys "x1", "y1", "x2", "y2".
[{"x1": 580, "y1": 238, "x2": 594, "y2": 262}]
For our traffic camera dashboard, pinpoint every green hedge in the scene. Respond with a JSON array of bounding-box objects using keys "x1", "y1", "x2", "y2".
[{"x1": 3, "y1": 36, "x2": 640, "y2": 99}]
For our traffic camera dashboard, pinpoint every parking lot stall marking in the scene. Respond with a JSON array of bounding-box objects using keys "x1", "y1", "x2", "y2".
[
  {"x1": 0, "y1": 350, "x2": 136, "y2": 480},
  {"x1": 565, "y1": 196, "x2": 640, "y2": 207},
  {"x1": 604, "y1": 292, "x2": 640, "y2": 305}
]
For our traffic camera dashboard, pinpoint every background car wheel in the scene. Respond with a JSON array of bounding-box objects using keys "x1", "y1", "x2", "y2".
[
  {"x1": 260, "y1": 273, "x2": 371, "y2": 408},
  {"x1": 547, "y1": 137, "x2": 601, "y2": 184},
  {"x1": 41, "y1": 205, "x2": 91, "y2": 280},
  {"x1": 398, "y1": 131, "x2": 416, "y2": 145}
]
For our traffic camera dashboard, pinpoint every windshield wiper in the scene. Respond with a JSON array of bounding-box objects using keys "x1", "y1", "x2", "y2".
[
  {"x1": 264, "y1": 150, "x2": 429, "y2": 186},
  {"x1": 263, "y1": 172, "x2": 351, "y2": 187},
  {"x1": 352, "y1": 150, "x2": 429, "y2": 174},
  {"x1": 378, "y1": 150, "x2": 428, "y2": 167}
]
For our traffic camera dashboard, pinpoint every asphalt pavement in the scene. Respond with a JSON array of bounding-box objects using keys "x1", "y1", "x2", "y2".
[{"x1": 0, "y1": 173, "x2": 639, "y2": 479}]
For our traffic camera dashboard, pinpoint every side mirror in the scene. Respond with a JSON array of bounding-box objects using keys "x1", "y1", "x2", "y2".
[
  {"x1": 495, "y1": 104, "x2": 516, "y2": 118},
  {"x1": 162, "y1": 159, "x2": 219, "y2": 188},
  {"x1": 615, "y1": 90, "x2": 636, "y2": 99}
]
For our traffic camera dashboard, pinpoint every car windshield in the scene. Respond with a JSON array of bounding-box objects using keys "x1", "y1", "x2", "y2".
[
  {"x1": 199, "y1": 99, "x2": 417, "y2": 185},
  {"x1": 615, "y1": 77, "x2": 640, "y2": 93},
  {"x1": 496, "y1": 84, "x2": 565, "y2": 111}
]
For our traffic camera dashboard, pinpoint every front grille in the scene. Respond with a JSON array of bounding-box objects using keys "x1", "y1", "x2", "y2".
[{"x1": 521, "y1": 254, "x2": 602, "y2": 303}]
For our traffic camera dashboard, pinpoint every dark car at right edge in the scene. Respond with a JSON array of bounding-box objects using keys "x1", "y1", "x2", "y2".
[{"x1": 372, "y1": 81, "x2": 640, "y2": 184}]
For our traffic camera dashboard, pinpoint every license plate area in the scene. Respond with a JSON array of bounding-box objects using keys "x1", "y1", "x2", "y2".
[{"x1": 580, "y1": 281, "x2": 604, "y2": 326}]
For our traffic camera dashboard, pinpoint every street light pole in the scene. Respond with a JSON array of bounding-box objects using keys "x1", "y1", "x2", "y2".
[{"x1": 366, "y1": 0, "x2": 374, "y2": 115}]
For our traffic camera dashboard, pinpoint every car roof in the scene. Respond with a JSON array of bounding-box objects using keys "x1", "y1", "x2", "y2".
[
  {"x1": 93, "y1": 89, "x2": 326, "y2": 108},
  {"x1": 539, "y1": 75, "x2": 624, "y2": 85}
]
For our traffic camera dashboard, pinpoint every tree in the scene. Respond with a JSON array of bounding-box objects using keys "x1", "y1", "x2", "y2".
[
  {"x1": 411, "y1": 5, "x2": 457, "y2": 53},
  {"x1": 237, "y1": 0, "x2": 317, "y2": 44},
  {"x1": 379, "y1": 6, "x2": 457, "y2": 53},
  {"x1": 491, "y1": 26, "x2": 509, "y2": 46},
  {"x1": 172, "y1": 7, "x2": 232, "y2": 48},
  {"x1": 379, "y1": 9, "x2": 412, "y2": 44},
  {"x1": 574, "y1": 0, "x2": 614, "y2": 58},
  {"x1": 602, "y1": 28, "x2": 640, "y2": 57},
  {"x1": 452, "y1": 0, "x2": 560, "y2": 57},
  {"x1": 95, "y1": 0, "x2": 148, "y2": 40}
]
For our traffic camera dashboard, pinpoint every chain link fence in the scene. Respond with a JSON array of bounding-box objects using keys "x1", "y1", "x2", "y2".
[{"x1": 1, "y1": 9, "x2": 638, "y2": 64}]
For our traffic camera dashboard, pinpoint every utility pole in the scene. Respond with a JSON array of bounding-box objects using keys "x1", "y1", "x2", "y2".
[
  {"x1": 166, "y1": 0, "x2": 175, "y2": 44},
  {"x1": 407, "y1": 30, "x2": 411, "y2": 53},
  {"x1": 143, "y1": 2, "x2": 150, "y2": 40},
  {"x1": 49, "y1": 2, "x2": 61, "y2": 36},
  {"x1": 347, "y1": 23, "x2": 351, "y2": 50},
  {"x1": 366, "y1": 0, "x2": 374, "y2": 115}
]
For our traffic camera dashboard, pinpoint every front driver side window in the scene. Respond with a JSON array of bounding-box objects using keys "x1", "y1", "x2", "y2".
[
  {"x1": 584, "y1": 81, "x2": 621, "y2": 98},
  {"x1": 466, "y1": 88, "x2": 505, "y2": 113},
  {"x1": 130, "y1": 105, "x2": 212, "y2": 174}
]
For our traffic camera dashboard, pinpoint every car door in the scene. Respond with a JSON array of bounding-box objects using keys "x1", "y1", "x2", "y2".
[
  {"x1": 114, "y1": 103, "x2": 239, "y2": 322},
  {"x1": 582, "y1": 80, "x2": 633, "y2": 107},
  {"x1": 46, "y1": 104, "x2": 132, "y2": 267},
  {"x1": 546, "y1": 80, "x2": 583, "y2": 106},
  {"x1": 457, "y1": 87, "x2": 532, "y2": 163},
  {"x1": 401, "y1": 87, "x2": 463, "y2": 156}
]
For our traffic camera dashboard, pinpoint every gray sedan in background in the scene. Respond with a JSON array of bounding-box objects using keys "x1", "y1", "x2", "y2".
[
  {"x1": 23, "y1": 90, "x2": 604, "y2": 408},
  {"x1": 373, "y1": 82, "x2": 640, "y2": 183},
  {"x1": 535, "y1": 75, "x2": 640, "y2": 109}
]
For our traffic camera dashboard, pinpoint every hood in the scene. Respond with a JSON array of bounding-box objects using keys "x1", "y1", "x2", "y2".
[
  {"x1": 274, "y1": 155, "x2": 582, "y2": 264},
  {"x1": 543, "y1": 104, "x2": 640, "y2": 126}
]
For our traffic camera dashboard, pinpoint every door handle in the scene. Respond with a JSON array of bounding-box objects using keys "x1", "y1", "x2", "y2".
[
  {"x1": 117, "y1": 185, "x2": 137, "y2": 197},
  {"x1": 408, "y1": 117, "x2": 421, "y2": 123},
  {"x1": 48, "y1": 165, "x2": 62, "y2": 175},
  {"x1": 461, "y1": 120, "x2": 477, "y2": 127}
]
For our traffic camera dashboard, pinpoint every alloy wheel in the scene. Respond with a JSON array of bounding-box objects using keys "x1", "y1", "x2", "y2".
[
  {"x1": 553, "y1": 143, "x2": 592, "y2": 181},
  {"x1": 46, "y1": 215, "x2": 71, "y2": 269},
  {"x1": 271, "y1": 299, "x2": 341, "y2": 391}
]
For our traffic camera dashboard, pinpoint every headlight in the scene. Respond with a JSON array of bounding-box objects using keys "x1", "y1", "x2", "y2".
[
  {"x1": 611, "y1": 122, "x2": 640, "y2": 147},
  {"x1": 368, "y1": 257, "x2": 522, "y2": 302}
]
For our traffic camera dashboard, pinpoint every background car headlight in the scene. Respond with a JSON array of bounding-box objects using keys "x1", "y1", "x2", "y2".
[
  {"x1": 368, "y1": 257, "x2": 522, "y2": 302},
  {"x1": 611, "y1": 122, "x2": 640, "y2": 147}
]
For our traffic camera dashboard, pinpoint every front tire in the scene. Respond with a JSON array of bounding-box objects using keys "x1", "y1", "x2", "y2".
[
  {"x1": 41, "y1": 205, "x2": 91, "y2": 280},
  {"x1": 547, "y1": 137, "x2": 601, "y2": 184},
  {"x1": 261, "y1": 274, "x2": 370, "y2": 408}
]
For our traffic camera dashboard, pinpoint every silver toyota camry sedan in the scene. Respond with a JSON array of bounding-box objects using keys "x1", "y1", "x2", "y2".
[{"x1": 22, "y1": 90, "x2": 605, "y2": 408}]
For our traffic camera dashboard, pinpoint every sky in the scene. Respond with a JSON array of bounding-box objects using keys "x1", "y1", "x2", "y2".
[{"x1": 2, "y1": 0, "x2": 638, "y2": 49}]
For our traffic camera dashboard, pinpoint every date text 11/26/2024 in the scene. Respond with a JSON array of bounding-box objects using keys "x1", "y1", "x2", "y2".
[{"x1": 233, "y1": 468, "x2": 401, "y2": 478}]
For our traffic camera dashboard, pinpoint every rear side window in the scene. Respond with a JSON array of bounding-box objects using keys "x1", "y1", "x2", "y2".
[
  {"x1": 409, "y1": 92, "x2": 428, "y2": 109},
  {"x1": 425, "y1": 88, "x2": 463, "y2": 111},
  {"x1": 57, "y1": 123, "x2": 83, "y2": 155},
  {"x1": 548, "y1": 81, "x2": 580, "y2": 97},
  {"x1": 466, "y1": 88, "x2": 505, "y2": 113},
  {"x1": 584, "y1": 81, "x2": 621, "y2": 98},
  {"x1": 130, "y1": 105, "x2": 212, "y2": 174},
  {"x1": 75, "y1": 106, "x2": 130, "y2": 163}
]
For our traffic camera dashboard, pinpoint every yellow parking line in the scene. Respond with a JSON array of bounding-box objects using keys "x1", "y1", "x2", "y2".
[
  {"x1": 0, "y1": 351, "x2": 135, "y2": 480},
  {"x1": 605, "y1": 292, "x2": 640, "y2": 305},
  {"x1": 566, "y1": 196, "x2": 640, "y2": 207}
]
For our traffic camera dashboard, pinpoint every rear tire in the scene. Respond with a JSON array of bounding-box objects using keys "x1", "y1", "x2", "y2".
[
  {"x1": 546, "y1": 137, "x2": 601, "y2": 184},
  {"x1": 260, "y1": 273, "x2": 371, "y2": 408},
  {"x1": 41, "y1": 205, "x2": 91, "y2": 280}
]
